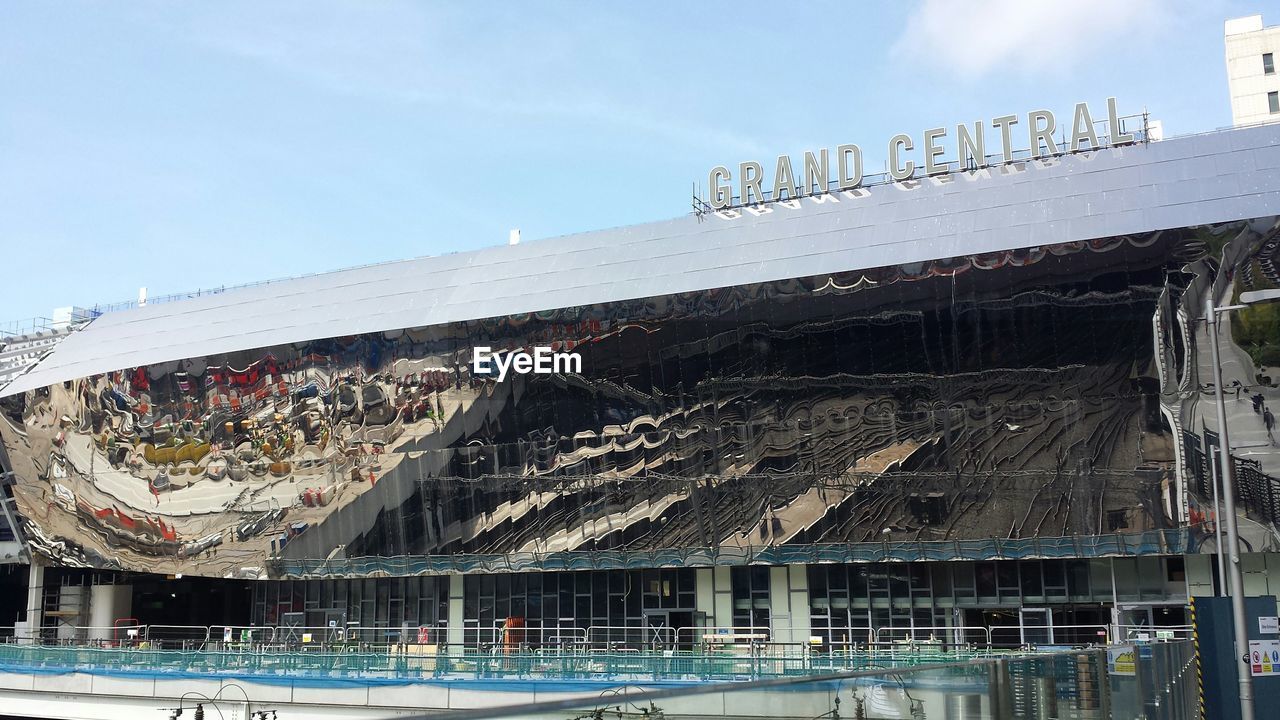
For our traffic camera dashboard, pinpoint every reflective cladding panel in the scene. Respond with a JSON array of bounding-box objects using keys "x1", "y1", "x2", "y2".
[{"x1": 0, "y1": 223, "x2": 1268, "y2": 578}]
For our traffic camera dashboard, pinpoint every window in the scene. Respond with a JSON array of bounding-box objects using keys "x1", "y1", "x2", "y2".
[
  {"x1": 1107, "y1": 509, "x2": 1129, "y2": 531},
  {"x1": 730, "y1": 566, "x2": 771, "y2": 631},
  {"x1": 1265, "y1": 53, "x2": 1275, "y2": 75},
  {"x1": 1270, "y1": 91, "x2": 1280, "y2": 115}
]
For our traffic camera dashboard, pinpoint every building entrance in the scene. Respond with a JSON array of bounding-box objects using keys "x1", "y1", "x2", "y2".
[{"x1": 643, "y1": 609, "x2": 693, "y2": 649}]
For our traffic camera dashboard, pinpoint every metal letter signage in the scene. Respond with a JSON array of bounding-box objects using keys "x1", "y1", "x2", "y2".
[{"x1": 703, "y1": 99, "x2": 1141, "y2": 214}]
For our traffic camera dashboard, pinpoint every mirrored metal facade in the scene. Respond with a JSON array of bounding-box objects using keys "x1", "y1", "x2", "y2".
[{"x1": 7, "y1": 221, "x2": 1271, "y2": 580}]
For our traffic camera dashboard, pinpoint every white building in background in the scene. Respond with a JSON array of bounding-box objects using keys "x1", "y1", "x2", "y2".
[{"x1": 1226, "y1": 14, "x2": 1280, "y2": 125}]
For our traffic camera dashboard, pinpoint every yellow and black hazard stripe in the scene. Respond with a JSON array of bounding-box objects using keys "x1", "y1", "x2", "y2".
[{"x1": 1191, "y1": 597, "x2": 1205, "y2": 720}]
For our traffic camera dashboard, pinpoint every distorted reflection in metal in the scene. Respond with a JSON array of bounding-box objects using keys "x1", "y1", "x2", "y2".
[{"x1": 0, "y1": 222, "x2": 1272, "y2": 579}]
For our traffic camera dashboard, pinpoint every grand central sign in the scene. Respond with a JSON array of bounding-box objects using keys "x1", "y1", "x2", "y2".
[{"x1": 705, "y1": 98, "x2": 1137, "y2": 212}]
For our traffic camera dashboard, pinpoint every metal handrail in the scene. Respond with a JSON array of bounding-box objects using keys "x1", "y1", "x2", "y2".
[
  {"x1": 459, "y1": 623, "x2": 588, "y2": 649},
  {"x1": 0, "y1": 620, "x2": 1137, "y2": 654},
  {"x1": 210, "y1": 625, "x2": 277, "y2": 644},
  {"x1": 874, "y1": 625, "x2": 992, "y2": 646},
  {"x1": 1118, "y1": 624, "x2": 1194, "y2": 640},
  {"x1": 0, "y1": 640, "x2": 1080, "y2": 680},
  {"x1": 988, "y1": 624, "x2": 1111, "y2": 646},
  {"x1": 585, "y1": 624, "x2": 676, "y2": 649},
  {"x1": 144, "y1": 624, "x2": 210, "y2": 641},
  {"x1": 675, "y1": 625, "x2": 772, "y2": 645}
]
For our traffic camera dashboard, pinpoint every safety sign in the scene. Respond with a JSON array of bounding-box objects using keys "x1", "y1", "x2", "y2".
[
  {"x1": 1248, "y1": 639, "x2": 1280, "y2": 676},
  {"x1": 1108, "y1": 646, "x2": 1136, "y2": 676}
]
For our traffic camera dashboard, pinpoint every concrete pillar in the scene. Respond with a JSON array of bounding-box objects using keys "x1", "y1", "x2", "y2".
[
  {"x1": 694, "y1": 568, "x2": 715, "y2": 627},
  {"x1": 88, "y1": 585, "x2": 133, "y2": 641},
  {"x1": 768, "y1": 566, "x2": 790, "y2": 642},
  {"x1": 21, "y1": 563, "x2": 44, "y2": 643},
  {"x1": 712, "y1": 566, "x2": 732, "y2": 629},
  {"x1": 786, "y1": 564, "x2": 811, "y2": 645},
  {"x1": 446, "y1": 574, "x2": 464, "y2": 648}
]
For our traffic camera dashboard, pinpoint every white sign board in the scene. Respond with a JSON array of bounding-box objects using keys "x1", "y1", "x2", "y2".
[{"x1": 1260, "y1": 616, "x2": 1279, "y2": 635}]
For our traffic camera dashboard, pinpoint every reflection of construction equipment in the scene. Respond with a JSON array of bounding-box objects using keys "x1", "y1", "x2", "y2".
[
  {"x1": 165, "y1": 703, "x2": 207, "y2": 719},
  {"x1": 571, "y1": 701, "x2": 665, "y2": 720}
]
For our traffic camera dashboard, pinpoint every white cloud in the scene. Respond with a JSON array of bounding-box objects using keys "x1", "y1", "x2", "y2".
[{"x1": 893, "y1": 0, "x2": 1165, "y2": 78}]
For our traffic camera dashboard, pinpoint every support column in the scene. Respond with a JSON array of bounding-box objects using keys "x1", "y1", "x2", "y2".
[
  {"x1": 713, "y1": 566, "x2": 732, "y2": 630},
  {"x1": 694, "y1": 568, "x2": 715, "y2": 627},
  {"x1": 88, "y1": 585, "x2": 133, "y2": 641},
  {"x1": 768, "y1": 566, "x2": 790, "y2": 642},
  {"x1": 22, "y1": 563, "x2": 43, "y2": 643},
  {"x1": 786, "y1": 564, "x2": 811, "y2": 645},
  {"x1": 446, "y1": 574, "x2": 464, "y2": 648}
]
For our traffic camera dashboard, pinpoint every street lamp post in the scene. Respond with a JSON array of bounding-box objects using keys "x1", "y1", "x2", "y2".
[
  {"x1": 1204, "y1": 287, "x2": 1280, "y2": 720},
  {"x1": 1205, "y1": 295, "x2": 1253, "y2": 720},
  {"x1": 1206, "y1": 441, "x2": 1228, "y2": 596}
]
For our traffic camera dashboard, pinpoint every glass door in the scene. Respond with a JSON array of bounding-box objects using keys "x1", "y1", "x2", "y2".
[{"x1": 643, "y1": 610, "x2": 676, "y2": 650}]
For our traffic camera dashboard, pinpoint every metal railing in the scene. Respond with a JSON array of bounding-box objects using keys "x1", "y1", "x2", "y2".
[
  {"x1": 988, "y1": 624, "x2": 1112, "y2": 647},
  {"x1": 874, "y1": 625, "x2": 993, "y2": 647},
  {"x1": 675, "y1": 625, "x2": 772, "y2": 646},
  {"x1": 1237, "y1": 457, "x2": 1280, "y2": 525},
  {"x1": 585, "y1": 624, "x2": 676, "y2": 650},
  {"x1": 459, "y1": 623, "x2": 588, "y2": 650},
  {"x1": 0, "y1": 641, "x2": 1028, "y2": 681},
  {"x1": 403, "y1": 640, "x2": 1197, "y2": 720},
  {"x1": 1117, "y1": 624, "x2": 1195, "y2": 641},
  {"x1": 0, "y1": 620, "x2": 1138, "y2": 653},
  {"x1": 0, "y1": 634, "x2": 1199, "y2": 720},
  {"x1": 144, "y1": 624, "x2": 211, "y2": 647}
]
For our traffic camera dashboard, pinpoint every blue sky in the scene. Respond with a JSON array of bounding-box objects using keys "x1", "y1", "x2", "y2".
[{"x1": 0, "y1": 0, "x2": 1272, "y2": 322}]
